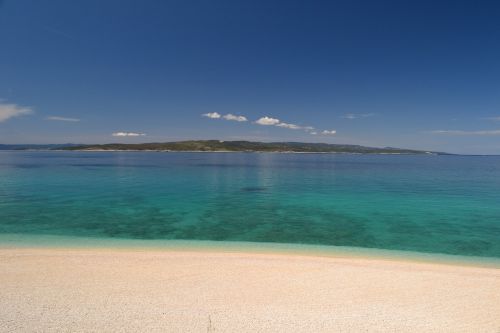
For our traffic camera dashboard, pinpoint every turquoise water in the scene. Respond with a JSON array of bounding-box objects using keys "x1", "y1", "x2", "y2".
[{"x1": 1, "y1": 151, "x2": 499, "y2": 258}]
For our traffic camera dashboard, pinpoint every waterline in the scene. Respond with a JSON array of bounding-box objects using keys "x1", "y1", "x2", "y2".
[{"x1": 2, "y1": 233, "x2": 499, "y2": 268}]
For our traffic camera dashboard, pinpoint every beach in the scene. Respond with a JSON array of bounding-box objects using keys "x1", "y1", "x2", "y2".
[{"x1": 1, "y1": 247, "x2": 499, "y2": 332}]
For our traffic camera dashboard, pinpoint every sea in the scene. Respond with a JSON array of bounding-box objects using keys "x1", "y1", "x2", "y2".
[{"x1": 1, "y1": 151, "x2": 499, "y2": 261}]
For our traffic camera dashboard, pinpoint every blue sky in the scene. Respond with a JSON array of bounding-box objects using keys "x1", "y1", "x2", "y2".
[{"x1": 0, "y1": 0, "x2": 499, "y2": 154}]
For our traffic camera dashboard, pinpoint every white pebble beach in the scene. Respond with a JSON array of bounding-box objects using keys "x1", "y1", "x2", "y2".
[{"x1": 1, "y1": 247, "x2": 499, "y2": 332}]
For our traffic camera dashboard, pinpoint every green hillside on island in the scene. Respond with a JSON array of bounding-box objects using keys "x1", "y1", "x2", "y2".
[{"x1": 62, "y1": 140, "x2": 443, "y2": 154}]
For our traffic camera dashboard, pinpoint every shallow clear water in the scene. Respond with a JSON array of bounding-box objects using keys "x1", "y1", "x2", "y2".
[{"x1": 1, "y1": 151, "x2": 499, "y2": 258}]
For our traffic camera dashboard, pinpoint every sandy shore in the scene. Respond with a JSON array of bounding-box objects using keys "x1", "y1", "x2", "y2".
[{"x1": 1, "y1": 248, "x2": 499, "y2": 332}]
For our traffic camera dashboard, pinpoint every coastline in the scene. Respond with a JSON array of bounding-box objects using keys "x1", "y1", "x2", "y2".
[
  {"x1": 1, "y1": 244, "x2": 499, "y2": 332},
  {"x1": 1, "y1": 233, "x2": 499, "y2": 268},
  {"x1": 1, "y1": 149, "x2": 436, "y2": 155},
  {"x1": 3, "y1": 139, "x2": 439, "y2": 154}
]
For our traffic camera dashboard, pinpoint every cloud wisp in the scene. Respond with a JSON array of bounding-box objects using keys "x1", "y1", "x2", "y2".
[
  {"x1": 0, "y1": 101, "x2": 33, "y2": 122},
  {"x1": 431, "y1": 129, "x2": 500, "y2": 136},
  {"x1": 223, "y1": 114, "x2": 247, "y2": 122},
  {"x1": 202, "y1": 112, "x2": 247, "y2": 122},
  {"x1": 202, "y1": 112, "x2": 221, "y2": 119},
  {"x1": 46, "y1": 116, "x2": 80, "y2": 122},
  {"x1": 256, "y1": 116, "x2": 335, "y2": 135},
  {"x1": 255, "y1": 116, "x2": 280, "y2": 126},
  {"x1": 276, "y1": 122, "x2": 302, "y2": 130},
  {"x1": 112, "y1": 132, "x2": 146, "y2": 137},
  {"x1": 342, "y1": 113, "x2": 375, "y2": 120},
  {"x1": 255, "y1": 116, "x2": 312, "y2": 131},
  {"x1": 255, "y1": 116, "x2": 337, "y2": 135}
]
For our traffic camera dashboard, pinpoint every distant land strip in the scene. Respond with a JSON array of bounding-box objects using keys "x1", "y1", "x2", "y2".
[{"x1": 4, "y1": 140, "x2": 450, "y2": 154}]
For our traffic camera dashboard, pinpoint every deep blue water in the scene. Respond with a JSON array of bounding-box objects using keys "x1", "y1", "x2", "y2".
[{"x1": 1, "y1": 151, "x2": 499, "y2": 258}]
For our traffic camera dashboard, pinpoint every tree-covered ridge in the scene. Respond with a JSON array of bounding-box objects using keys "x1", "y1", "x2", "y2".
[{"x1": 62, "y1": 140, "x2": 444, "y2": 154}]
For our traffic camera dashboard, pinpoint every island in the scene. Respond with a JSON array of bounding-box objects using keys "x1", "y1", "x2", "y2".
[{"x1": 57, "y1": 140, "x2": 445, "y2": 154}]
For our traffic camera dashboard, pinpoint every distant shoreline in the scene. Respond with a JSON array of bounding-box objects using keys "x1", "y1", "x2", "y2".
[
  {"x1": 52, "y1": 149, "x2": 438, "y2": 155},
  {"x1": 2, "y1": 148, "x2": 440, "y2": 155},
  {"x1": 0, "y1": 140, "x2": 446, "y2": 155},
  {"x1": 1, "y1": 234, "x2": 498, "y2": 268},
  {"x1": 9, "y1": 150, "x2": 500, "y2": 156}
]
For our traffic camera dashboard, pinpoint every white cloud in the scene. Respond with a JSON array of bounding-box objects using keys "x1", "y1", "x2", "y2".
[
  {"x1": 256, "y1": 116, "x2": 317, "y2": 132},
  {"x1": 321, "y1": 130, "x2": 337, "y2": 135},
  {"x1": 431, "y1": 129, "x2": 500, "y2": 136},
  {"x1": 276, "y1": 122, "x2": 301, "y2": 130},
  {"x1": 0, "y1": 102, "x2": 33, "y2": 122},
  {"x1": 46, "y1": 116, "x2": 80, "y2": 122},
  {"x1": 112, "y1": 132, "x2": 146, "y2": 137},
  {"x1": 206, "y1": 113, "x2": 325, "y2": 136},
  {"x1": 202, "y1": 112, "x2": 221, "y2": 119},
  {"x1": 223, "y1": 114, "x2": 247, "y2": 122},
  {"x1": 255, "y1": 116, "x2": 280, "y2": 126},
  {"x1": 342, "y1": 113, "x2": 374, "y2": 119}
]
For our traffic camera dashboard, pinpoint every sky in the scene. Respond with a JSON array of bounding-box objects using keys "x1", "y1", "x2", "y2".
[{"x1": 0, "y1": 0, "x2": 499, "y2": 154}]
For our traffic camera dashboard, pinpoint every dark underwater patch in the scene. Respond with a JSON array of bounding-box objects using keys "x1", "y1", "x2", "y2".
[{"x1": 241, "y1": 186, "x2": 267, "y2": 192}]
